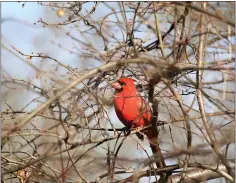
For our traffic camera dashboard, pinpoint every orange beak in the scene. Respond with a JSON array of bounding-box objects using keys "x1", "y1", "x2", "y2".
[{"x1": 111, "y1": 81, "x2": 122, "y2": 90}]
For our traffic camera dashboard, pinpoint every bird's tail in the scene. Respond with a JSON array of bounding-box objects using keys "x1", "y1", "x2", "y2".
[
  {"x1": 146, "y1": 130, "x2": 166, "y2": 168},
  {"x1": 149, "y1": 137, "x2": 166, "y2": 168}
]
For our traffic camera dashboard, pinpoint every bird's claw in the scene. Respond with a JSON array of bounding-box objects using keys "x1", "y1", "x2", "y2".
[{"x1": 122, "y1": 127, "x2": 131, "y2": 136}]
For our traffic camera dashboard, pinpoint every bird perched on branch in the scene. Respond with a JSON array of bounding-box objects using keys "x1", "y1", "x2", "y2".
[
  {"x1": 112, "y1": 77, "x2": 153, "y2": 140},
  {"x1": 112, "y1": 77, "x2": 166, "y2": 169}
]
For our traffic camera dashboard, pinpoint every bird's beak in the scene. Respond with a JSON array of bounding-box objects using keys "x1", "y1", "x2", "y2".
[{"x1": 111, "y1": 81, "x2": 122, "y2": 90}]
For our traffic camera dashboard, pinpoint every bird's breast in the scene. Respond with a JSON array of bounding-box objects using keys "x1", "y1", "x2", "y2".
[{"x1": 113, "y1": 93, "x2": 149, "y2": 128}]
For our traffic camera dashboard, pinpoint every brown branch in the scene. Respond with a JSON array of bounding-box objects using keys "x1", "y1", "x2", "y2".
[
  {"x1": 176, "y1": 2, "x2": 235, "y2": 26},
  {"x1": 107, "y1": 162, "x2": 233, "y2": 183},
  {"x1": 196, "y1": 3, "x2": 233, "y2": 177}
]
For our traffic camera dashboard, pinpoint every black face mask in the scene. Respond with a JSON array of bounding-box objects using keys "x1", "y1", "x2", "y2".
[{"x1": 114, "y1": 80, "x2": 127, "y2": 93}]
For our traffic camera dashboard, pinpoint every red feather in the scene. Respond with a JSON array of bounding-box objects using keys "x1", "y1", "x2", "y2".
[
  {"x1": 112, "y1": 77, "x2": 166, "y2": 168},
  {"x1": 112, "y1": 77, "x2": 152, "y2": 139}
]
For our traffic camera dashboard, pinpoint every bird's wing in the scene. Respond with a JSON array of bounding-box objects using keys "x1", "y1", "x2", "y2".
[
  {"x1": 136, "y1": 92, "x2": 151, "y2": 113},
  {"x1": 136, "y1": 95, "x2": 152, "y2": 124}
]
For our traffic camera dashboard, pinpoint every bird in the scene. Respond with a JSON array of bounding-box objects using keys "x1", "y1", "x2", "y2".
[
  {"x1": 112, "y1": 77, "x2": 153, "y2": 140},
  {"x1": 111, "y1": 77, "x2": 166, "y2": 168}
]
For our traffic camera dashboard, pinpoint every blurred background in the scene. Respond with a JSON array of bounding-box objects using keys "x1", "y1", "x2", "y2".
[{"x1": 1, "y1": 2, "x2": 235, "y2": 183}]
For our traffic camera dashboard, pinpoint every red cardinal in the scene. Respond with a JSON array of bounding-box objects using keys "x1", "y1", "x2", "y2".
[
  {"x1": 112, "y1": 77, "x2": 153, "y2": 140},
  {"x1": 112, "y1": 77, "x2": 166, "y2": 168}
]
